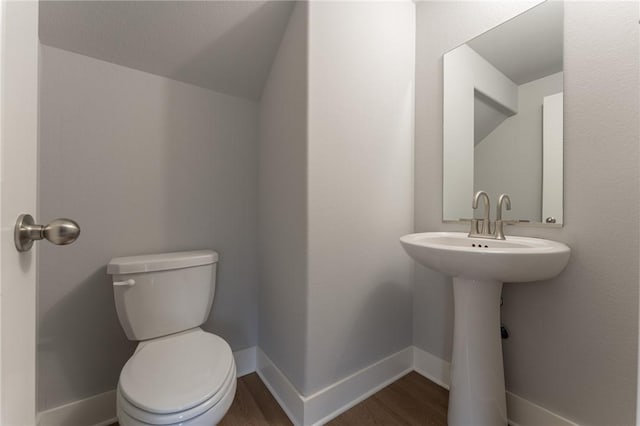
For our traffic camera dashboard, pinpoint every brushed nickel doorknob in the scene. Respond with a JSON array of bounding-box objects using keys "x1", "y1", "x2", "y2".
[{"x1": 14, "y1": 214, "x2": 80, "y2": 252}]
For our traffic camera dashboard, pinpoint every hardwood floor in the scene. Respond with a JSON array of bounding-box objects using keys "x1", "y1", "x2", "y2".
[
  {"x1": 327, "y1": 372, "x2": 448, "y2": 426},
  {"x1": 220, "y1": 371, "x2": 448, "y2": 425},
  {"x1": 113, "y1": 371, "x2": 448, "y2": 425},
  {"x1": 219, "y1": 373, "x2": 292, "y2": 425}
]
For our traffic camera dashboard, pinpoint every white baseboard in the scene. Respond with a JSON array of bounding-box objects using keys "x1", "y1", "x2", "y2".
[
  {"x1": 256, "y1": 349, "x2": 305, "y2": 425},
  {"x1": 411, "y1": 346, "x2": 579, "y2": 426},
  {"x1": 38, "y1": 345, "x2": 580, "y2": 426},
  {"x1": 37, "y1": 390, "x2": 116, "y2": 426},
  {"x1": 507, "y1": 391, "x2": 579, "y2": 426},
  {"x1": 257, "y1": 347, "x2": 413, "y2": 426},
  {"x1": 234, "y1": 346, "x2": 257, "y2": 377},
  {"x1": 38, "y1": 346, "x2": 259, "y2": 426},
  {"x1": 305, "y1": 348, "x2": 412, "y2": 426},
  {"x1": 412, "y1": 346, "x2": 450, "y2": 390}
]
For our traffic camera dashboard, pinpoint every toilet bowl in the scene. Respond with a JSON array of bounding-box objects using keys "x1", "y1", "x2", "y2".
[
  {"x1": 116, "y1": 328, "x2": 236, "y2": 426},
  {"x1": 108, "y1": 250, "x2": 236, "y2": 425}
]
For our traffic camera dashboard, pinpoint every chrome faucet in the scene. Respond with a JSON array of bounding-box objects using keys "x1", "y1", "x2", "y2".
[
  {"x1": 469, "y1": 191, "x2": 492, "y2": 237},
  {"x1": 495, "y1": 194, "x2": 511, "y2": 240},
  {"x1": 468, "y1": 191, "x2": 512, "y2": 240}
]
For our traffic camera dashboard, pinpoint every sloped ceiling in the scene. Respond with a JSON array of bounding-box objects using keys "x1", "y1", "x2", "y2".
[
  {"x1": 467, "y1": 0, "x2": 563, "y2": 85},
  {"x1": 39, "y1": 1, "x2": 295, "y2": 101},
  {"x1": 474, "y1": 91, "x2": 513, "y2": 145}
]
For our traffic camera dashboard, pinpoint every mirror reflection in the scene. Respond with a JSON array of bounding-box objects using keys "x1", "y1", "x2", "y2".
[{"x1": 443, "y1": 1, "x2": 564, "y2": 225}]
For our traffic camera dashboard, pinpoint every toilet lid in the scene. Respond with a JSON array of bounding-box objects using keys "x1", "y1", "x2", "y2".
[{"x1": 120, "y1": 329, "x2": 234, "y2": 414}]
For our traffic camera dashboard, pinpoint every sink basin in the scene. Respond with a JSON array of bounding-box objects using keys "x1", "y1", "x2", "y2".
[
  {"x1": 400, "y1": 232, "x2": 570, "y2": 283},
  {"x1": 400, "y1": 232, "x2": 570, "y2": 426}
]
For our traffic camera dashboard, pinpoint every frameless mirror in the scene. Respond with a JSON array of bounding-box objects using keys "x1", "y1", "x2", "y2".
[{"x1": 443, "y1": 1, "x2": 564, "y2": 225}]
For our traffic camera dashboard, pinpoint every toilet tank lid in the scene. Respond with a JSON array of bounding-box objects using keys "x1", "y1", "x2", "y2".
[{"x1": 107, "y1": 250, "x2": 218, "y2": 275}]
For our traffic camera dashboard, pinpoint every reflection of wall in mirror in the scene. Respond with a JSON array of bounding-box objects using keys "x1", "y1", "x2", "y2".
[
  {"x1": 443, "y1": 45, "x2": 517, "y2": 220},
  {"x1": 474, "y1": 72, "x2": 563, "y2": 222}
]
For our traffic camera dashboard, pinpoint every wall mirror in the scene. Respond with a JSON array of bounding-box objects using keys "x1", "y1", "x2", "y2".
[{"x1": 442, "y1": 1, "x2": 564, "y2": 225}]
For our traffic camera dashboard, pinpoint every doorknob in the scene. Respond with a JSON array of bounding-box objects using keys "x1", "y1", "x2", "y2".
[{"x1": 14, "y1": 214, "x2": 80, "y2": 252}]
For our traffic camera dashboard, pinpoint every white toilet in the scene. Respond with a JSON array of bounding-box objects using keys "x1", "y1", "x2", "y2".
[{"x1": 107, "y1": 250, "x2": 236, "y2": 426}]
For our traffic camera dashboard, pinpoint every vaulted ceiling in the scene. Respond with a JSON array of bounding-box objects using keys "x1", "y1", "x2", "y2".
[
  {"x1": 467, "y1": 0, "x2": 563, "y2": 85},
  {"x1": 39, "y1": 1, "x2": 295, "y2": 101}
]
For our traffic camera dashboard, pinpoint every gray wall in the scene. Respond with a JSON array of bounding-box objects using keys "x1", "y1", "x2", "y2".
[
  {"x1": 258, "y1": 2, "x2": 309, "y2": 393},
  {"x1": 475, "y1": 72, "x2": 563, "y2": 222},
  {"x1": 414, "y1": 2, "x2": 638, "y2": 425},
  {"x1": 305, "y1": 0, "x2": 415, "y2": 395},
  {"x1": 258, "y1": 1, "x2": 415, "y2": 397},
  {"x1": 38, "y1": 46, "x2": 259, "y2": 411}
]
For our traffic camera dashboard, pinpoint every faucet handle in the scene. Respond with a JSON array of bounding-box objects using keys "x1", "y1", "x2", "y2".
[{"x1": 467, "y1": 218, "x2": 480, "y2": 237}]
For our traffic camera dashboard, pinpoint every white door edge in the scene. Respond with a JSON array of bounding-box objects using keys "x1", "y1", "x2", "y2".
[{"x1": 0, "y1": 1, "x2": 39, "y2": 425}]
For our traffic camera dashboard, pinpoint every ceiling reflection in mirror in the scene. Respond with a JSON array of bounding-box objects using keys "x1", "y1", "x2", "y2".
[{"x1": 443, "y1": 1, "x2": 564, "y2": 225}]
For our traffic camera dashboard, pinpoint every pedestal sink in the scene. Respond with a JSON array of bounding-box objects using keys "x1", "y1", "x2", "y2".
[{"x1": 400, "y1": 232, "x2": 570, "y2": 426}]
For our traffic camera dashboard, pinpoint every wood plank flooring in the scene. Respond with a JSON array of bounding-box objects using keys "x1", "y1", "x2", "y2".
[
  {"x1": 220, "y1": 371, "x2": 448, "y2": 425},
  {"x1": 219, "y1": 373, "x2": 292, "y2": 425},
  {"x1": 112, "y1": 371, "x2": 448, "y2": 425},
  {"x1": 327, "y1": 372, "x2": 448, "y2": 425}
]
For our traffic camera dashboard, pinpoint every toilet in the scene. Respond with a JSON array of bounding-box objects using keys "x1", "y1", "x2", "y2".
[{"x1": 107, "y1": 250, "x2": 236, "y2": 426}]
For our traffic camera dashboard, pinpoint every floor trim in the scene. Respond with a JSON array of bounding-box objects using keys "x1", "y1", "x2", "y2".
[
  {"x1": 412, "y1": 346, "x2": 579, "y2": 426},
  {"x1": 412, "y1": 346, "x2": 450, "y2": 390},
  {"x1": 38, "y1": 345, "x2": 581, "y2": 426},
  {"x1": 506, "y1": 391, "x2": 579, "y2": 426},
  {"x1": 36, "y1": 390, "x2": 117, "y2": 426},
  {"x1": 234, "y1": 346, "x2": 257, "y2": 377},
  {"x1": 38, "y1": 346, "x2": 259, "y2": 426},
  {"x1": 256, "y1": 347, "x2": 413, "y2": 426},
  {"x1": 256, "y1": 349, "x2": 305, "y2": 425},
  {"x1": 304, "y1": 348, "x2": 412, "y2": 426}
]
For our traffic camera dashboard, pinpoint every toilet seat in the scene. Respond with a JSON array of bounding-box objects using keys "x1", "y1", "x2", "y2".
[
  {"x1": 118, "y1": 328, "x2": 236, "y2": 425},
  {"x1": 117, "y1": 361, "x2": 236, "y2": 425}
]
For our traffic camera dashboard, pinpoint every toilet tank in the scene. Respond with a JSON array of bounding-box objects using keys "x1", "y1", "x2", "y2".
[{"x1": 107, "y1": 250, "x2": 218, "y2": 341}]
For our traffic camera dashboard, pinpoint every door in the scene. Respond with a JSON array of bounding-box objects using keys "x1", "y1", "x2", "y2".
[
  {"x1": 0, "y1": 1, "x2": 39, "y2": 424},
  {"x1": 542, "y1": 92, "x2": 563, "y2": 225}
]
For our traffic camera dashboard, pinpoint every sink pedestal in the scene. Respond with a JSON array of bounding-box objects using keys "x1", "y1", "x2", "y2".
[
  {"x1": 400, "y1": 232, "x2": 570, "y2": 425},
  {"x1": 449, "y1": 277, "x2": 507, "y2": 426}
]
